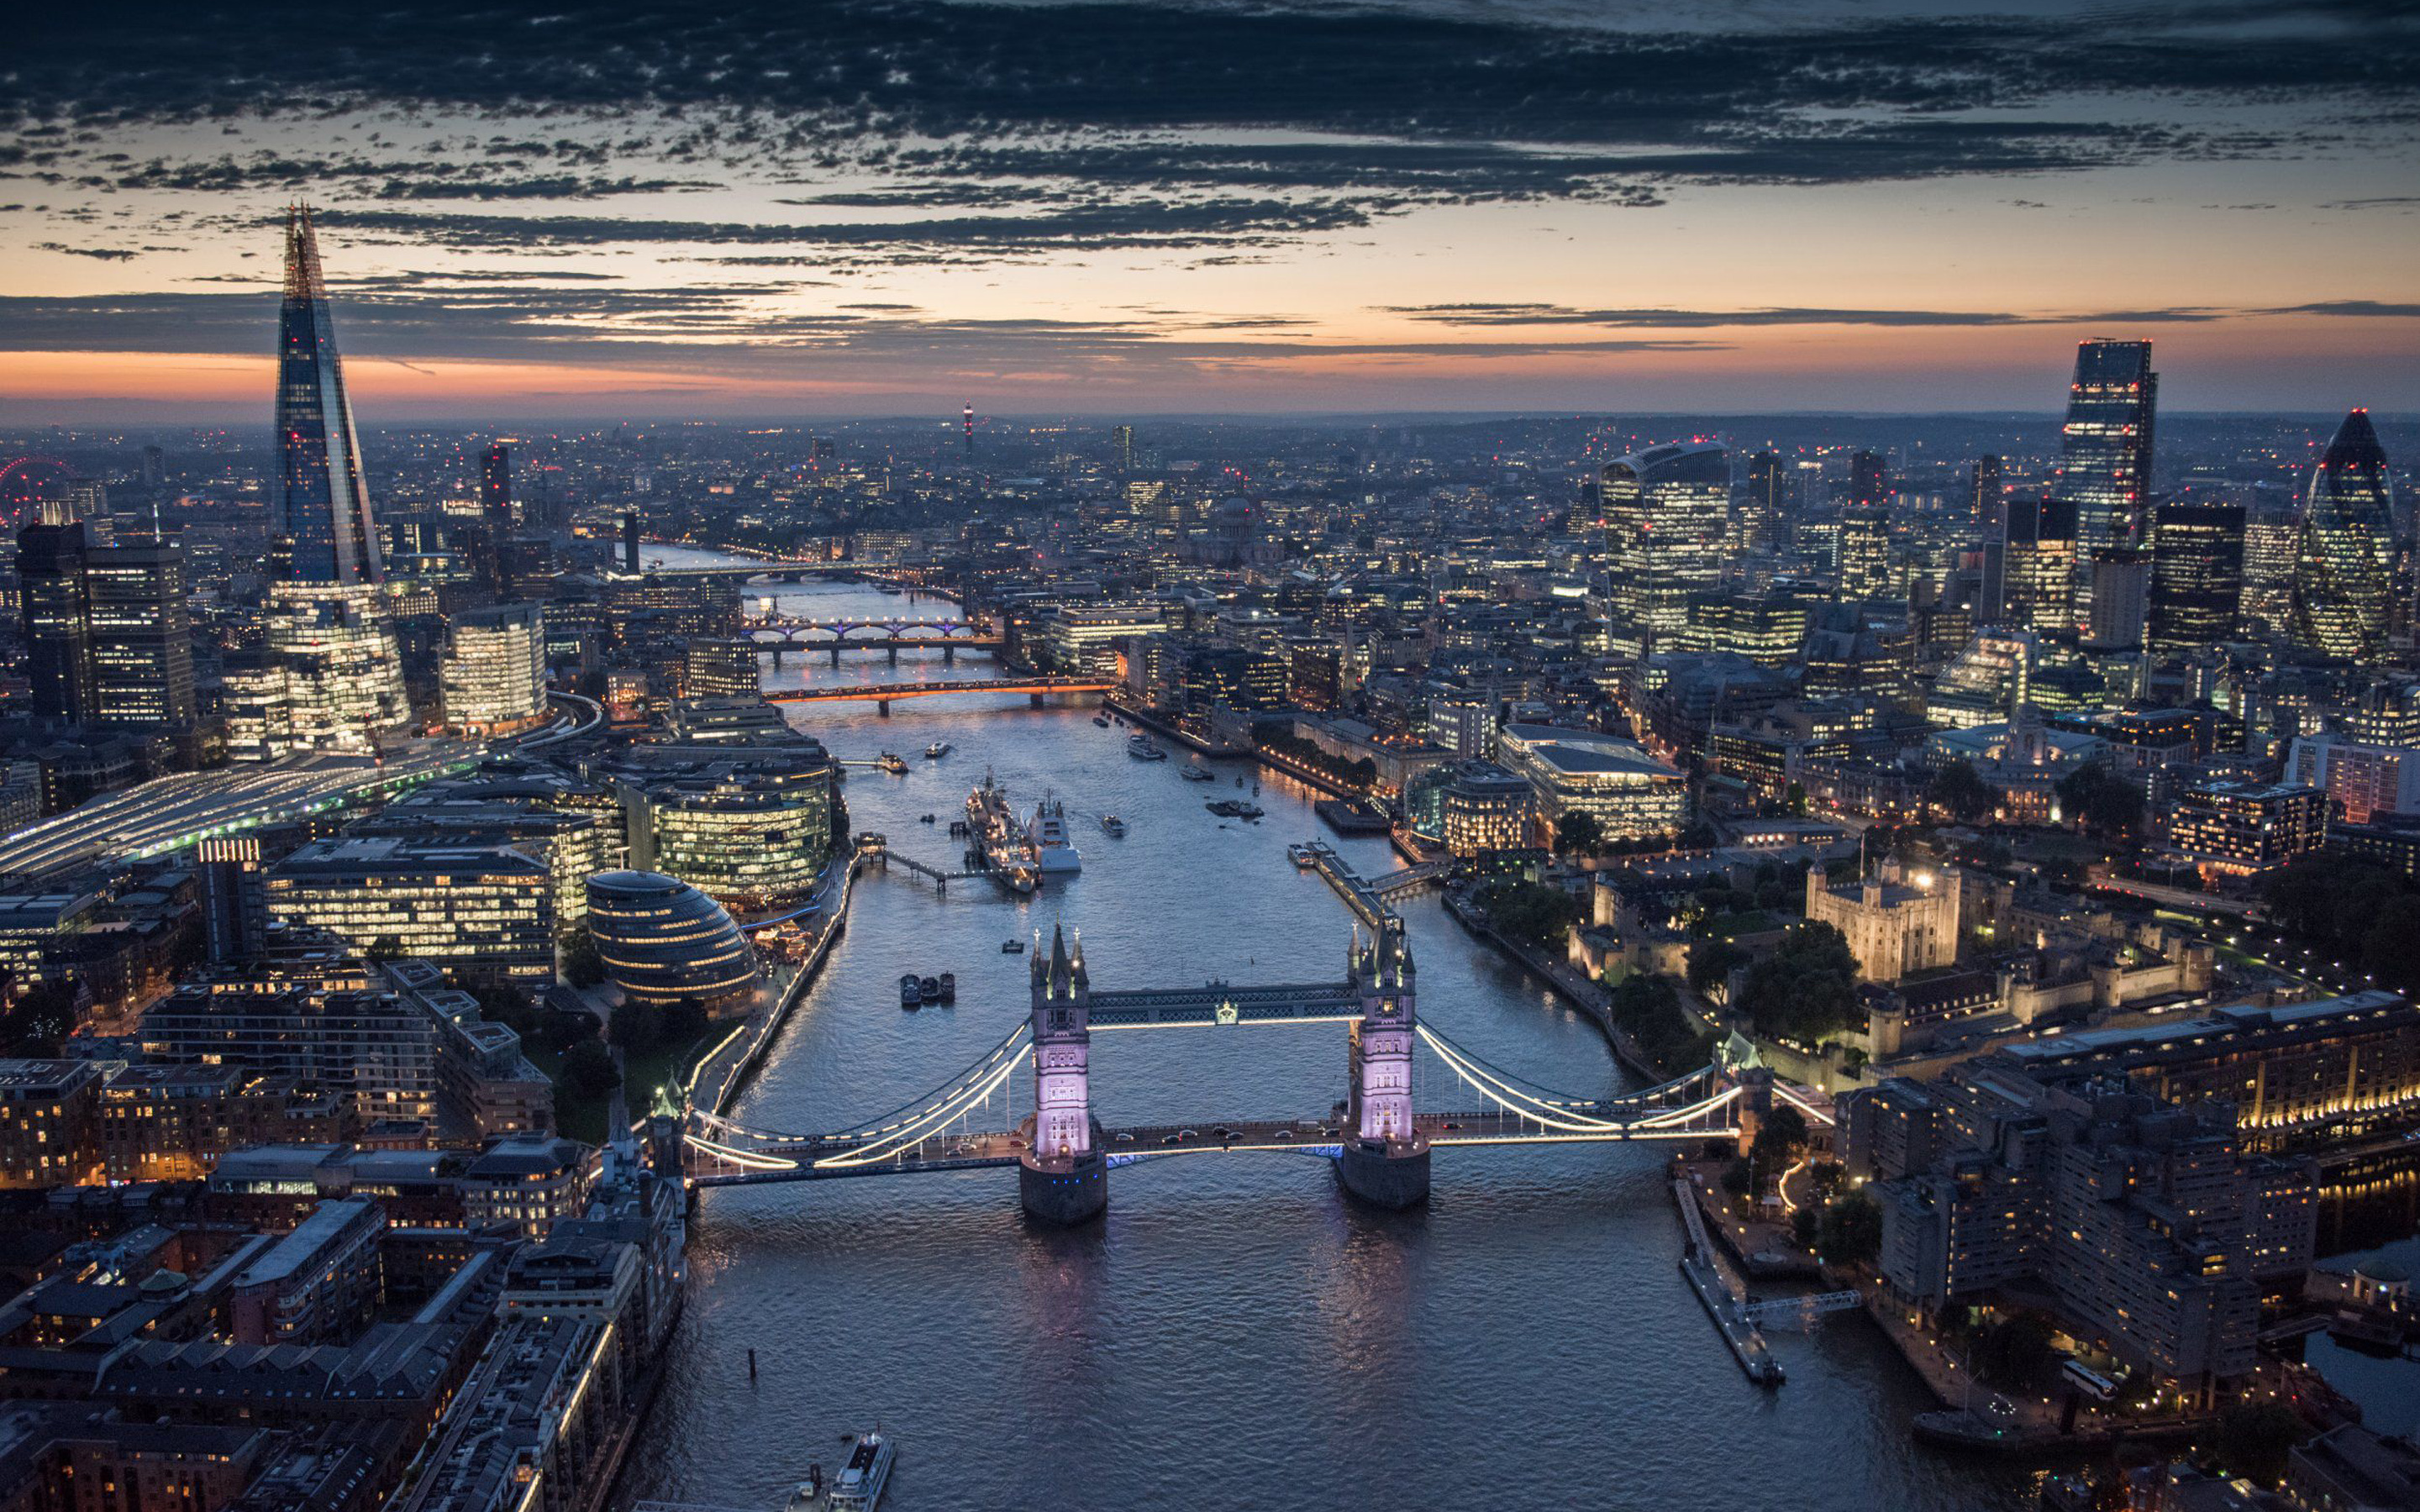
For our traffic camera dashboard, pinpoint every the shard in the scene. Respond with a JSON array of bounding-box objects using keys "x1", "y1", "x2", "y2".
[
  {"x1": 2289, "y1": 408, "x2": 2397, "y2": 662},
  {"x1": 274, "y1": 204, "x2": 382, "y2": 585}
]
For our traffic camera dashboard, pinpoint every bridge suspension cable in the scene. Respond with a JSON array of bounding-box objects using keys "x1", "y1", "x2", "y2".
[
  {"x1": 1421, "y1": 1026, "x2": 1702, "y2": 1133},
  {"x1": 1416, "y1": 1022, "x2": 1712, "y2": 1113},
  {"x1": 813, "y1": 1024, "x2": 1030, "y2": 1168}
]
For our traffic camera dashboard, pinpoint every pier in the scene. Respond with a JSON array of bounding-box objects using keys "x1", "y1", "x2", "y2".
[{"x1": 1673, "y1": 1176, "x2": 1785, "y2": 1386}]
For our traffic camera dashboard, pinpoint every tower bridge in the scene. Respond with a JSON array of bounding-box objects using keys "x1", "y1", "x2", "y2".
[{"x1": 679, "y1": 921, "x2": 1797, "y2": 1221}]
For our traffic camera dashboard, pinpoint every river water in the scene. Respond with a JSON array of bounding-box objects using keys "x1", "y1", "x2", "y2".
[{"x1": 621, "y1": 550, "x2": 2040, "y2": 1511}]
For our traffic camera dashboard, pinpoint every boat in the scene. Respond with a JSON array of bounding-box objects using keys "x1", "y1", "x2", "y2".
[
  {"x1": 876, "y1": 583, "x2": 905, "y2": 596},
  {"x1": 876, "y1": 752, "x2": 908, "y2": 774},
  {"x1": 918, "y1": 812, "x2": 936, "y2": 824},
  {"x1": 924, "y1": 741, "x2": 952, "y2": 759},
  {"x1": 936, "y1": 972, "x2": 956, "y2": 1003},
  {"x1": 1002, "y1": 938, "x2": 1026, "y2": 953},
  {"x1": 898, "y1": 974, "x2": 922, "y2": 1008},
  {"x1": 1100, "y1": 814, "x2": 1128, "y2": 837},
  {"x1": 1026, "y1": 796, "x2": 1082, "y2": 873},
  {"x1": 1288, "y1": 843, "x2": 1318, "y2": 869},
  {"x1": 787, "y1": 1464, "x2": 825, "y2": 1510},
  {"x1": 1179, "y1": 764, "x2": 1216, "y2": 782},
  {"x1": 1093, "y1": 715, "x2": 1112, "y2": 728},
  {"x1": 918, "y1": 974, "x2": 941, "y2": 1000},
  {"x1": 828, "y1": 1432, "x2": 895, "y2": 1512},
  {"x1": 1127, "y1": 734, "x2": 1168, "y2": 761}
]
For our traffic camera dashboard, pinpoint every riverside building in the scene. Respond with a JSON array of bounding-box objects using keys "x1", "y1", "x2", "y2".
[
  {"x1": 264, "y1": 838, "x2": 555, "y2": 989},
  {"x1": 585, "y1": 870, "x2": 760, "y2": 1018},
  {"x1": 1493, "y1": 722, "x2": 1686, "y2": 842}
]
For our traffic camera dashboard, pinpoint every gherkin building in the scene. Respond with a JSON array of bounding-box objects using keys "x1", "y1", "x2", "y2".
[{"x1": 2289, "y1": 409, "x2": 2396, "y2": 662}]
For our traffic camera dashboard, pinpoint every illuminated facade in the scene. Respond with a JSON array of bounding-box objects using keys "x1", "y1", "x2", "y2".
[
  {"x1": 441, "y1": 601, "x2": 547, "y2": 736},
  {"x1": 1836, "y1": 507, "x2": 1894, "y2": 605},
  {"x1": 612, "y1": 739, "x2": 839, "y2": 909},
  {"x1": 2146, "y1": 500, "x2": 2244, "y2": 656},
  {"x1": 2053, "y1": 339, "x2": 2157, "y2": 622},
  {"x1": 1439, "y1": 762, "x2": 1535, "y2": 857},
  {"x1": 264, "y1": 838, "x2": 555, "y2": 989},
  {"x1": 1803, "y1": 860, "x2": 1961, "y2": 984},
  {"x1": 228, "y1": 583, "x2": 413, "y2": 760},
  {"x1": 1601, "y1": 442, "x2": 1728, "y2": 659},
  {"x1": 1494, "y1": 722, "x2": 1686, "y2": 841},
  {"x1": 2169, "y1": 780, "x2": 2326, "y2": 878},
  {"x1": 274, "y1": 205, "x2": 382, "y2": 586},
  {"x1": 585, "y1": 870, "x2": 760, "y2": 1018},
  {"x1": 1739, "y1": 449, "x2": 1786, "y2": 554},
  {"x1": 2289, "y1": 409, "x2": 2397, "y2": 663},
  {"x1": 1991, "y1": 496, "x2": 2076, "y2": 636},
  {"x1": 2285, "y1": 735, "x2": 2420, "y2": 826},
  {"x1": 84, "y1": 541, "x2": 197, "y2": 727}
]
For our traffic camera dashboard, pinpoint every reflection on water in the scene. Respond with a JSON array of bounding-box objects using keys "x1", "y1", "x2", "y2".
[{"x1": 624, "y1": 549, "x2": 2035, "y2": 1511}]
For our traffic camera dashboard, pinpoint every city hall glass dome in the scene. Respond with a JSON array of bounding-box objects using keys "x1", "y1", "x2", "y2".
[{"x1": 586, "y1": 869, "x2": 760, "y2": 1017}]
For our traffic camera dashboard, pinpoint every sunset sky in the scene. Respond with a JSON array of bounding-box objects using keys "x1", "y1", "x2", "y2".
[{"x1": 6, "y1": 1, "x2": 2417, "y2": 420}]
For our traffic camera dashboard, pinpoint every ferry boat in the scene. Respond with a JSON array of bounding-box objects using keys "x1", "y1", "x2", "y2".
[
  {"x1": 1025, "y1": 797, "x2": 1083, "y2": 873},
  {"x1": 829, "y1": 1432, "x2": 896, "y2": 1511},
  {"x1": 1002, "y1": 938, "x2": 1026, "y2": 954},
  {"x1": 1100, "y1": 814, "x2": 1127, "y2": 837},
  {"x1": 1178, "y1": 764, "x2": 1216, "y2": 782},
  {"x1": 898, "y1": 974, "x2": 922, "y2": 1008},
  {"x1": 924, "y1": 741, "x2": 952, "y2": 759},
  {"x1": 876, "y1": 752, "x2": 909, "y2": 774},
  {"x1": 1126, "y1": 734, "x2": 1168, "y2": 761},
  {"x1": 1288, "y1": 842, "x2": 1319, "y2": 869}
]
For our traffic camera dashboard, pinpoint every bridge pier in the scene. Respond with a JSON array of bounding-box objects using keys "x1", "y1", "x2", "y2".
[
  {"x1": 1019, "y1": 1131, "x2": 1108, "y2": 1225},
  {"x1": 1028, "y1": 692, "x2": 1044, "y2": 708},
  {"x1": 829, "y1": 644, "x2": 843, "y2": 665},
  {"x1": 887, "y1": 643, "x2": 899, "y2": 664},
  {"x1": 876, "y1": 699, "x2": 891, "y2": 716},
  {"x1": 1336, "y1": 1141, "x2": 1431, "y2": 1210},
  {"x1": 942, "y1": 643, "x2": 955, "y2": 665}
]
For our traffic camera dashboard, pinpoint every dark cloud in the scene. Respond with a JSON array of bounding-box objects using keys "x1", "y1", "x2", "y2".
[
  {"x1": 1381, "y1": 302, "x2": 2241, "y2": 328},
  {"x1": 30, "y1": 241, "x2": 142, "y2": 260},
  {"x1": 6, "y1": 0, "x2": 2414, "y2": 264}
]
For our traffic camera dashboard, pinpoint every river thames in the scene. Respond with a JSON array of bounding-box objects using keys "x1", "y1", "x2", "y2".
[{"x1": 618, "y1": 552, "x2": 2039, "y2": 1511}]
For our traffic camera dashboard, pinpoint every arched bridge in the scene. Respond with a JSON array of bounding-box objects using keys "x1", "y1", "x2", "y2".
[{"x1": 765, "y1": 677, "x2": 1113, "y2": 711}]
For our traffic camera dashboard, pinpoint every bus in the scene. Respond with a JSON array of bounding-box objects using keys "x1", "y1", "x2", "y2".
[{"x1": 2062, "y1": 1358, "x2": 2120, "y2": 1401}]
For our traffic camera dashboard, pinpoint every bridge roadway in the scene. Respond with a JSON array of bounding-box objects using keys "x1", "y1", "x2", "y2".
[
  {"x1": 765, "y1": 676, "x2": 1113, "y2": 706},
  {"x1": 1086, "y1": 981, "x2": 1363, "y2": 1027},
  {"x1": 690, "y1": 1105, "x2": 1738, "y2": 1188}
]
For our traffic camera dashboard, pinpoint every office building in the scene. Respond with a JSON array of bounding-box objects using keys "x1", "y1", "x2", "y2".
[
  {"x1": 585, "y1": 870, "x2": 760, "y2": 1018},
  {"x1": 480, "y1": 441, "x2": 513, "y2": 529},
  {"x1": 1601, "y1": 442, "x2": 1729, "y2": 658},
  {"x1": 2146, "y1": 500, "x2": 2244, "y2": 656},
  {"x1": 15, "y1": 512, "x2": 94, "y2": 723},
  {"x1": 266, "y1": 838, "x2": 556, "y2": 989},
  {"x1": 1848, "y1": 449, "x2": 1889, "y2": 509},
  {"x1": 229, "y1": 583, "x2": 413, "y2": 760},
  {"x1": 2085, "y1": 549, "x2": 2149, "y2": 652},
  {"x1": 1969, "y1": 454, "x2": 2003, "y2": 529},
  {"x1": 1439, "y1": 762, "x2": 1537, "y2": 857},
  {"x1": 0, "y1": 1060, "x2": 103, "y2": 1189},
  {"x1": 2289, "y1": 408, "x2": 2397, "y2": 663},
  {"x1": 274, "y1": 204, "x2": 382, "y2": 585},
  {"x1": 2170, "y1": 780, "x2": 2327, "y2": 879},
  {"x1": 1495, "y1": 722, "x2": 1687, "y2": 842},
  {"x1": 2053, "y1": 339, "x2": 2158, "y2": 617},
  {"x1": 83, "y1": 538, "x2": 197, "y2": 727},
  {"x1": 682, "y1": 638, "x2": 761, "y2": 699},
  {"x1": 1991, "y1": 496, "x2": 2077, "y2": 635},
  {"x1": 1837, "y1": 507, "x2": 1894, "y2": 605},
  {"x1": 1740, "y1": 449, "x2": 1787, "y2": 554},
  {"x1": 2286, "y1": 734, "x2": 2420, "y2": 826},
  {"x1": 440, "y1": 602, "x2": 547, "y2": 737},
  {"x1": 607, "y1": 738, "x2": 839, "y2": 909}
]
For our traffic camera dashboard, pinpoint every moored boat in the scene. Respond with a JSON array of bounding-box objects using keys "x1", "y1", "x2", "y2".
[
  {"x1": 898, "y1": 974, "x2": 921, "y2": 1008},
  {"x1": 1126, "y1": 734, "x2": 1168, "y2": 760}
]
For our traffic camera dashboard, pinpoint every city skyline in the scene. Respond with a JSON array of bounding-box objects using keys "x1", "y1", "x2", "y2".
[{"x1": 4, "y1": 0, "x2": 2418, "y2": 420}]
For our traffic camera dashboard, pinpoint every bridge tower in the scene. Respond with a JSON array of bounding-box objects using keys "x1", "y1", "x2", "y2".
[
  {"x1": 1019, "y1": 924, "x2": 1107, "y2": 1223},
  {"x1": 1337, "y1": 921, "x2": 1430, "y2": 1208}
]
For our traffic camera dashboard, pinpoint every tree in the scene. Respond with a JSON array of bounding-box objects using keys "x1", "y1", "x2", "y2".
[
  {"x1": 1734, "y1": 921, "x2": 1863, "y2": 1046},
  {"x1": 2056, "y1": 763, "x2": 2145, "y2": 843},
  {"x1": 1751, "y1": 1103, "x2": 1810, "y2": 1173},
  {"x1": 1554, "y1": 811, "x2": 1605, "y2": 857},
  {"x1": 1, "y1": 979, "x2": 79, "y2": 1054},
  {"x1": 1607, "y1": 973, "x2": 1715, "y2": 1077},
  {"x1": 560, "y1": 927, "x2": 607, "y2": 990},
  {"x1": 560, "y1": 1038, "x2": 621, "y2": 1100},
  {"x1": 2196, "y1": 1401, "x2": 2309, "y2": 1485},
  {"x1": 1927, "y1": 759, "x2": 1995, "y2": 823},
  {"x1": 1475, "y1": 879, "x2": 1580, "y2": 949},
  {"x1": 2359, "y1": 894, "x2": 2420, "y2": 990},
  {"x1": 608, "y1": 999, "x2": 652, "y2": 1051},
  {"x1": 1815, "y1": 1190, "x2": 1883, "y2": 1266},
  {"x1": 1686, "y1": 937, "x2": 1748, "y2": 1000}
]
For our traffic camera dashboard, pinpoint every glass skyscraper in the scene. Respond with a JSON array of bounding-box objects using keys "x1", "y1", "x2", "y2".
[
  {"x1": 275, "y1": 205, "x2": 382, "y2": 585},
  {"x1": 2054, "y1": 339, "x2": 2158, "y2": 625},
  {"x1": 1600, "y1": 442, "x2": 1729, "y2": 659},
  {"x1": 2290, "y1": 408, "x2": 2397, "y2": 662},
  {"x1": 2147, "y1": 499, "x2": 2245, "y2": 657}
]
